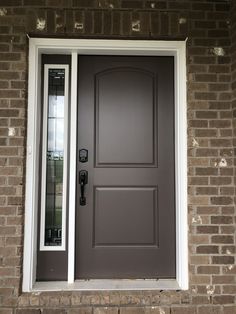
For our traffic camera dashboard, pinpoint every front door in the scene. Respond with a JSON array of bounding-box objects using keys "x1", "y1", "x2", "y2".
[{"x1": 75, "y1": 56, "x2": 175, "y2": 279}]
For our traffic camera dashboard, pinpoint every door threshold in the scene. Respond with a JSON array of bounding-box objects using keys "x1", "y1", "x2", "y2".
[{"x1": 33, "y1": 279, "x2": 180, "y2": 291}]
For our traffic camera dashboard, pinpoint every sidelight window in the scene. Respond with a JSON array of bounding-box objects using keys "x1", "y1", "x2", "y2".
[{"x1": 40, "y1": 65, "x2": 69, "y2": 251}]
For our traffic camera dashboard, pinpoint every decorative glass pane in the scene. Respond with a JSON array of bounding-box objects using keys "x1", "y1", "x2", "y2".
[{"x1": 44, "y1": 68, "x2": 65, "y2": 246}]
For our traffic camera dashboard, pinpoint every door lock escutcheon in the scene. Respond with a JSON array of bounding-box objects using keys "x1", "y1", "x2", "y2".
[{"x1": 79, "y1": 170, "x2": 88, "y2": 206}]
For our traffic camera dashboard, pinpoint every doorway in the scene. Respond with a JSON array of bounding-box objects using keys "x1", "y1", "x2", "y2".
[
  {"x1": 75, "y1": 55, "x2": 176, "y2": 279},
  {"x1": 23, "y1": 38, "x2": 188, "y2": 292}
]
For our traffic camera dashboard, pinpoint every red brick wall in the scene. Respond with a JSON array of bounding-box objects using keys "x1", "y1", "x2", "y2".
[{"x1": 0, "y1": 0, "x2": 235, "y2": 313}]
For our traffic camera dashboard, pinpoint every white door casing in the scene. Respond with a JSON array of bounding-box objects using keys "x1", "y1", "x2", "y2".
[{"x1": 23, "y1": 38, "x2": 188, "y2": 292}]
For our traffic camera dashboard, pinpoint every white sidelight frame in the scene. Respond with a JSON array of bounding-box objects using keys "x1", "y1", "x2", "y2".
[
  {"x1": 40, "y1": 64, "x2": 69, "y2": 251},
  {"x1": 23, "y1": 38, "x2": 188, "y2": 292}
]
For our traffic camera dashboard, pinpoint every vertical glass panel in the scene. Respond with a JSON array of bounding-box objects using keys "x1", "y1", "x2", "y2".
[{"x1": 44, "y1": 68, "x2": 65, "y2": 247}]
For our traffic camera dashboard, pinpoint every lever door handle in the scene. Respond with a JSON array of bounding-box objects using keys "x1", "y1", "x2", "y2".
[{"x1": 79, "y1": 170, "x2": 88, "y2": 206}]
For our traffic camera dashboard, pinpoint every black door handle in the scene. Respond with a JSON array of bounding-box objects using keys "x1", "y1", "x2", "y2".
[{"x1": 79, "y1": 170, "x2": 88, "y2": 206}]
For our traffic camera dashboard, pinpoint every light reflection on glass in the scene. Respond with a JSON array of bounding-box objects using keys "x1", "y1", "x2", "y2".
[{"x1": 45, "y1": 69, "x2": 65, "y2": 246}]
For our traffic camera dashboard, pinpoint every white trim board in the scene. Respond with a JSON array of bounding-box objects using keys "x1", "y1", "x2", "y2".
[{"x1": 23, "y1": 38, "x2": 188, "y2": 292}]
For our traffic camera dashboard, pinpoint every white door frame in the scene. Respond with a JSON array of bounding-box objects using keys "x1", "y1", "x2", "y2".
[{"x1": 23, "y1": 38, "x2": 188, "y2": 292}]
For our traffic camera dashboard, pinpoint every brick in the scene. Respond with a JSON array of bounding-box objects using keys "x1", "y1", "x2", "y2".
[
  {"x1": 209, "y1": 65, "x2": 230, "y2": 73},
  {"x1": 212, "y1": 275, "x2": 235, "y2": 284},
  {"x1": 209, "y1": 102, "x2": 231, "y2": 110},
  {"x1": 195, "y1": 129, "x2": 217, "y2": 137},
  {"x1": 196, "y1": 246, "x2": 219, "y2": 254},
  {"x1": 196, "y1": 75, "x2": 218, "y2": 84},
  {"x1": 219, "y1": 93, "x2": 231, "y2": 101},
  {"x1": 0, "y1": 53, "x2": 21, "y2": 61},
  {"x1": 212, "y1": 256, "x2": 234, "y2": 264},
  {"x1": 0, "y1": 0, "x2": 22, "y2": 5},
  {"x1": 208, "y1": 30, "x2": 229, "y2": 38},
  {"x1": 10, "y1": 99, "x2": 25, "y2": 108},
  {"x1": 94, "y1": 308, "x2": 119, "y2": 314},
  {"x1": 0, "y1": 63, "x2": 10, "y2": 70},
  {"x1": 196, "y1": 149, "x2": 218, "y2": 157},
  {"x1": 146, "y1": 307, "x2": 170, "y2": 314},
  {"x1": 220, "y1": 129, "x2": 232, "y2": 137},
  {"x1": 211, "y1": 236, "x2": 234, "y2": 244},
  {"x1": 197, "y1": 306, "x2": 221, "y2": 314},
  {"x1": 189, "y1": 196, "x2": 209, "y2": 205},
  {"x1": 211, "y1": 216, "x2": 233, "y2": 224},
  {"x1": 7, "y1": 196, "x2": 22, "y2": 205},
  {"x1": 42, "y1": 310, "x2": 66, "y2": 314},
  {"x1": 194, "y1": 21, "x2": 216, "y2": 29},
  {"x1": 146, "y1": 1, "x2": 167, "y2": 10},
  {"x1": 219, "y1": 74, "x2": 231, "y2": 83},
  {"x1": 188, "y1": 65, "x2": 207, "y2": 73},
  {"x1": 192, "y1": 296, "x2": 210, "y2": 305},
  {"x1": 220, "y1": 109, "x2": 232, "y2": 119},
  {"x1": 73, "y1": 0, "x2": 96, "y2": 7},
  {"x1": 6, "y1": 236, "x2": 22, "y2": 246},
  {"x1": 219, "y1": 186, "x2": 234, "y2": 195},
  {"x1": 196, "y1": 111, "x2": 217, "y2": 118},
  {"x1": 210, "y1": 139, "x2": 232, "y2": 147},
  {"x1": 196, "y1": 187, "x2": 218, "y2": 195},
  {"x1": 0, "y1": 90, "x2": 20, "y2": 98},
  {"x1": 171, "y1": 307, "x2": 196, "y2": 314},
  {"x1": 210, "y1": 197, "x2": 233, "y2": 205},
  {"x1": 0, "y1": 187, "x2": 16, "y2": 195},
  {"x1": 197, "y1": 266, "x2": 220, "y2": 274},
  {"x1": 0, "y1": 81, "x2": 9, "y2": 88},
  {"x1": 0, "y1": 109, "x2": 19, "y2": 117},
  {"x1": 120, "y1": 308, "x2": 145, "y2": 314},
  {"x1": 213, "y1": 295, "x2": 234, "y2": 304},
  {"x1": 189, "y1": 120, "x2": 208, "y2": 128},
  {"x1": 223, "y1": 285, "x2": 236, "y2": 294},
  {"x1": 195, "y1": 167, "x2": 218, "y2": 176},
  {"x1": 24, "y1": 0, "x2": 46, "y2": 5},
  {"x1": 192, "y1": 2, "x2": 213, "y2": 11},
  {"x1": 220, "y1": 226, "x2": 235, "y2": 234},
  {"x1": 121, "y1": 1, "x2": 143, "y2": 9},
  {"x1": 11, "y1": 80, "x2": 25, "y2": 89},
  {"x1": 67, "y1": 309, "x2": 93, "y2": 314},
  {"x1": 189, "y1": 177, "x2": 208, "y2": 185},
  {"x1": 16, "y1": 311, "x2": 41, "y2": 314},
  {"x1": 209, "y1": 83, "x2": 230, "y2": 92},
  {"x1": 197, "y1": 226, "x2": 219, "y2": 234}
]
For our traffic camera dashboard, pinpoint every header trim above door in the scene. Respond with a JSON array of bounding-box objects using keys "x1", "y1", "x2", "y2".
[{"x1": 23, "y1": 38, "x2": 188, "y2": 292}]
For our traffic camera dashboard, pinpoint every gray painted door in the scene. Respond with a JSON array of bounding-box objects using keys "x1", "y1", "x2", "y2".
[{"x1": 75, "y1": 56, "x2": 175, "y2": 279}]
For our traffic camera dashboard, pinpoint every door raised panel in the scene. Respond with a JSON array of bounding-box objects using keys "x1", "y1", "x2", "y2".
[
  {"x1": 93, "y1": 187, "x2": 158, "y2": 246},
  {"x1": 95, "y1": 68, "x2": 157, "y2": 167}
]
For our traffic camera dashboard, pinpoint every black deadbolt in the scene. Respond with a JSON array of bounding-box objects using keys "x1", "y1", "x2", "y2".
[{"x1": 79, "y1": 149, "x2": 88, "y2": 163}]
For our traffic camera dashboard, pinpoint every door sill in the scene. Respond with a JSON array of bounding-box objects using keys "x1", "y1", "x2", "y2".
[{"x1": 33, "y1": 279, "x2": 181, "y2": 291}]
